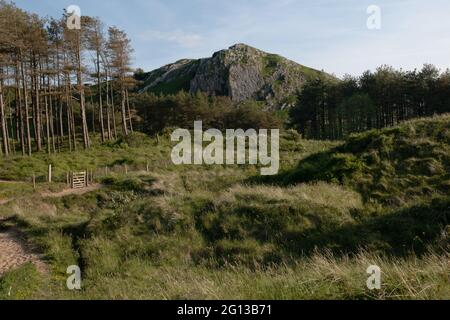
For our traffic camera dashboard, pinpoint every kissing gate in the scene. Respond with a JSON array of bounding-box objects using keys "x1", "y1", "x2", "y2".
[{"x1": 70, "y1": 171, "x2": 88, "y2": 189}]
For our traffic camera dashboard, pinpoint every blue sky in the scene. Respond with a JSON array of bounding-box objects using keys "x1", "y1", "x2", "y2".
[{"x1": 14, "y1": 0, "x2": 450, "y2": 77}]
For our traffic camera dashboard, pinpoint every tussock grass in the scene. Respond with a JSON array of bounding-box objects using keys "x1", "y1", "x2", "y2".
[
  {"x1": 1, "y1": 117, "x2": 449, "y2": 300},
  {"x1": 21, "y1": 250, "x2": 449, "y2": 300},
  {"x1": 279, "y1": 115, "x2": 450, "y2": 207}
]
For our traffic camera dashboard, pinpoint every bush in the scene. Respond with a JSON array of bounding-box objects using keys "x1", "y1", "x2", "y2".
[{"x1": 286, "y1": 153, "x2": 364, "y2": 184}]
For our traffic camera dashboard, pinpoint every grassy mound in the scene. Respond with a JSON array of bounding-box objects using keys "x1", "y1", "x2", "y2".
[
  {"x1": 194, "y1": 183, "x2": 362, "y2": 264},
  {"x1": 280, "y1": 115, "x2": 450, "y2": 206}
]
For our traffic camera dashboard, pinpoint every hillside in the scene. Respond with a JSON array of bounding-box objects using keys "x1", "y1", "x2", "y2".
[
  {"x1": 0, "y1": 116, "x2": 449, "y2": 299},
  {"x1": 276, "y1": 115, "x2": 450, "y2": 207},
  {"x1": 139, "y1": 44, "x2": 332, "y2": 108}
]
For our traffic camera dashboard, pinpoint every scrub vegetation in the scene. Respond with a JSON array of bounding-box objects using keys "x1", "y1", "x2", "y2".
[{"x1": 0, "y1": 116, "x2": 448, "y2": 300}]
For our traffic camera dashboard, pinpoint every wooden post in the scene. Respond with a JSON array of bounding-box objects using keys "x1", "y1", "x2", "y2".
[
  {"x1": 32, "y1": 173, "x2": 36, "y2": 190},
  {"x1": 146, "y1": 161, "x2": 149, "y2": 172},
  {"x1": 85, "y1": 170, "x2": 88, "y2": 187},
  {"x1": 48, "y1": 164, "x2": 52, "y2": 183},
  {"x1": 71, "y1": 172, "x2": 73, "y2": 189},
  {"x1": 66, "y1": 172, "x2": 70, "y2": 186}
]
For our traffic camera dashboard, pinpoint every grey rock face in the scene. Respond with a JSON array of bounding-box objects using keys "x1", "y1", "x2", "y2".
[{"x1": 190, "y1": 56, "x2": 229, "y2": 96}]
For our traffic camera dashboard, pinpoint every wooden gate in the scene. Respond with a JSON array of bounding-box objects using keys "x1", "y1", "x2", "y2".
[{"x1": 71, "y1": 171, "x2": 87, "y2": 189}]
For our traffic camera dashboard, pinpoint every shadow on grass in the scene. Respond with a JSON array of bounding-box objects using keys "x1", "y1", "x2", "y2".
[
  {"x1": 282, "y1": 197, "x2": 449, "y2": 257},
  {"x1": 193, "y1": 197, "x2": 449, "y2": 265},
  {"x1": 247, "y1": 145, "x2": 361, "y2": 187}
]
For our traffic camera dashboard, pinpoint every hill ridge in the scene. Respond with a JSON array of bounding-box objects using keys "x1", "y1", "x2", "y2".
[{"x1": 139, "y1": 43, "x2": 332, "y2": 108}]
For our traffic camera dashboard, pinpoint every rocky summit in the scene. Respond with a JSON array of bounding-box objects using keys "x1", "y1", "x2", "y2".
[{"x1": 139, "y1": 44, "x2": 332, "y2": 108}]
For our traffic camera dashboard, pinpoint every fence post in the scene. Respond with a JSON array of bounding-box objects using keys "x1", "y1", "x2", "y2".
[
  {"x1": 66, "y1": 172, "x2": 69, "y2": 186},
  {"x1": 85, "y1": 170, "x2": 88, "y2": 187},
  {"x1": 32, "y1": 173, "x2": 36, "y2": 190},
  {"x1": 146, "y1": 161, "x2": 149, "y2": 172},
  {"x1": 48, "y1": 164, "x2": 52, "y2": 183}
]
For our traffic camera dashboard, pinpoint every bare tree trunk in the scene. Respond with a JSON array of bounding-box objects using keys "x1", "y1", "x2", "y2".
[
  {"x1": 104, "y1": 65, "x2": 112, "y2": 140},
  {"x1": 44, "y1": 91, "x2": 50, "y2": 154},
  {"x1": 49, "y1": 93, "x2": 56, "y2": 153},
  {"x1": 8, "y1": 93, "x2": 15, "y2": 155},
  {"x1": 20, "y1": 55, "x2": 32, "y2": 156},
  {"x1": 110, "y1": 80, "x2": 117, "y2": 139},
  {"x1": 34, "y1": 57, "x2": 42, "y2": 151},
  {"x1": 64, "y1": 68, "x2": 75, "y2": 152},
  {"x1": 70, "y1": 102, "x2": 77, "y2": 152},
  {"x1": 97, "y1": 51, "x2": 105, "y2": 142},
  {"x1": 66, "y1": 86, "x2": 72, "y2": 152},
  {"x1": 31, "y1": 57, "x2": 37, "y2": 147},
  {"x1": 125, "y1": 88, "x2": 133, "y2": 133},
  {"x1": 75, "y1": 33, "x2": 90, "y2": 149},
  {"x1": 90, "y1": 92, "x2": 95, "y2": 134},
  {"x1": 47, "y1": 70, "x2": 56, "y2": 153},
  {"x1": 14, "y1": 64, "x2": 25, "y2": 156},
  {"x1": 0, "y1": 73, "x2": 9, "y2": 156},
  {"x1": 56, "y1": 43, "x2": 64, "y2": 150},
  {"x1": 68, "y1": 87, "x2": 77, "y2": 152},
  {"x1": 59, "y1": 98, "x2": 64, "y2": 150},
  {"x1": 120, "y1": 85, "x2": 128, "y2": 136}
]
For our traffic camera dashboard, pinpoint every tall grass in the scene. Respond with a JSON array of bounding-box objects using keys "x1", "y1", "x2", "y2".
[{"x1": 0, "y1": 117, "x2": 449, "y2": 300}]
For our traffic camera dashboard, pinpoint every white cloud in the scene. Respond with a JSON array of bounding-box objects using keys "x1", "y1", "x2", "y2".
[{"x1": 139, "y1": 29, "x2": 204, "y2": 48}]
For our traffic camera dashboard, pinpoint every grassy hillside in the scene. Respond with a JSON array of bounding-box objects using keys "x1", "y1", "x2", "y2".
[
  {"x1": 0, "y1": 117, "x2": 449, "y2": 300},
  {"x1": 140, "y1": 59, "x2": 201, "y2": 96},
  {"x1": 275, "y1": 115, "x2": 450, "y2": 206}
]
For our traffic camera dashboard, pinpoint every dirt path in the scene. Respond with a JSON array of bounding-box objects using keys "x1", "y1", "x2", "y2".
[
  {"x1": 0, "y1": 184, "x2": 103, "y2": 205},
  {"x1": 40, "y1": 183, "x2": 103, "y2": 198},
  {"x1": 0, "y1": 180, "x2": 23, "y2": 184},
  {"x1": 0, "y1": 199, "x2": 11, "y2": 205},
  {"x1": 0, "y1": 226, "x2": 47, "y2": 276},
  {"x1": 0, "y1": 183, "x2": 103, "y2": 277}
]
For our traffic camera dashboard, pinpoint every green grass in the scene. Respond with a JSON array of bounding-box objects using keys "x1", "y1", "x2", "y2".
[
  {"x1": 262, "y1": 54, "x2": 283, "y2": 77},
  {"x1": 28, "y1": 250, "x2": 448, "y2": 300},
  {"x1": 0, "y1": 132, "x2": 172, "y2": 182},
  {"x1": 147, "y1": 75, "x2": 193, "y2": 95},
  {"x1": 0, "y1": 264, "x2": 41, "y2": 300},
  {"x1": 142, "y1": 60, "x2": 200, "y2": 95},
  {"x1": 276, "y1": 115, "x2": 450, "y2": 206},
  {"x1": 0, "y1": 116, "x2": 449, "y2": 300}
]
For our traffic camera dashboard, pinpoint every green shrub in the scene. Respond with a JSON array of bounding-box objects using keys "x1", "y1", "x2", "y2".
[{"x1": 285, "y1": 152, "x2": 364, "y2": 184}]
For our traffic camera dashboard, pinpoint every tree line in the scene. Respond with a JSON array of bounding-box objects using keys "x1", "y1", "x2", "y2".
[
  {"x1": 290, "y1": 65, "x2": 450, "y2": 140},
  {"x1": 133, "y1": 91, "x2": 282, "y2": 135},
  {"x1": 0, "y1": 1, "x2": 135, "y2": 157}
]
